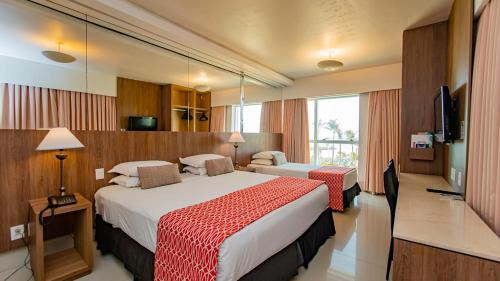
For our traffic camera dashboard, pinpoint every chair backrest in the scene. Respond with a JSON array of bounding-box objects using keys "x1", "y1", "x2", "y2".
[
  {"x1": 383, "y1": 165, "x2": 398, "y2": 230},
  {"x1": 388, "y1": 159, "x2": 399, "y2": 195}
]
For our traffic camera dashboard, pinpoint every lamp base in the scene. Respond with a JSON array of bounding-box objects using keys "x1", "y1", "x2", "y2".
[
  {"x1": 60, "y1": 186, "x2": 66, "y2": 197},
  {"x1": 233, "y1": 144, "x2": 239, "y2": 168}
]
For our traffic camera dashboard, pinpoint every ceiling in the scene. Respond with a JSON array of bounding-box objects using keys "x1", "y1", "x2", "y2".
[
  {"x1": 127, "y1": 0, "x2": 453, "y2": 79},
  {"x1": 0, "y1": 0, "x2": 246, "y2": 91}
]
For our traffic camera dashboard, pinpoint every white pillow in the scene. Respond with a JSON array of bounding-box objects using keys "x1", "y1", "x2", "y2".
[
  {"x1": 183, "y1": 166, "x2": 208, "y2": 175},
  {"x1": 109, "y1": 175, "x2": 140, "y2": 188},
  {"x1": 108, "y1": 160, "x2": 172, "y2": 177},
  {"x1": 252, "y1": 151, "x2": 283, "y2": 160},
  {"x1": 250, "y1": 159, "x2": 274, "y2": 166},
  {"x1": 179, "y1": 154, "x2": 224, "y2": 168}
]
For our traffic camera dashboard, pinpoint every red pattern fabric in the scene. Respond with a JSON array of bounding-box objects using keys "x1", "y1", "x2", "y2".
[
  {"x1": 154, "y1": 176, "x2": 324, "y2": 281},
  {"x1": 308, "y1": 166, "x2": 354, "y2": 211}
]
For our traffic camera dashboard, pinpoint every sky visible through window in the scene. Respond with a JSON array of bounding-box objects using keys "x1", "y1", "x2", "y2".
[
  {"x1": 233, "y1": 104, "x2": 262, "y2": 133},
  {"x1": 316, "y1": 96, "x2": 359, "y2": 140}
]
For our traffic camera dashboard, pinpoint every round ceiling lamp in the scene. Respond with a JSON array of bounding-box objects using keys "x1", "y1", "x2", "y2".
[
  {"x1": 317, "y1": 59, "x2": 343, "y2": 71},
  {"x1": 194, "y1": 85, "x2": 211, "y2": 92},
  {"x1": 42, "y1": 43, "x2": 76, "y2": 63}
]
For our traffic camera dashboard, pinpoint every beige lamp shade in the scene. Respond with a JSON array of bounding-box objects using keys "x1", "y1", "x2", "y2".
[
  {"x1": 228, "y1": 132, "x2": 245, "y2": 143},
  {"x1": 36, "y1": 127, "x2": 84, "y2": 151}
]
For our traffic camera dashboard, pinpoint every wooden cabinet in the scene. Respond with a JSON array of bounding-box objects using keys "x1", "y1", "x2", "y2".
[
  {"x1": 394, "y1": 239, "x2": 500, "y2": 281},
  {"x1": 28, "y1": 193, "x2": 93, "y2": 281},
  {"x1": 116, "y1": 78, "x2": 211, "y2": 132},
  {"x1": 162, "y1": 84, "x2": 211, "y2": 132}
]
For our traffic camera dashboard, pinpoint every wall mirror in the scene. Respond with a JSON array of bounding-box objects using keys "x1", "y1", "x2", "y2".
[{"x1": 0, "y1": 0, "x2": 285, "y2": 134}]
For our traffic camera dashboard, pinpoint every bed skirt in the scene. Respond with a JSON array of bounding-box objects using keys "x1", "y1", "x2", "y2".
[
  {"x1": 342, "y1": 182, "x2": 361, "y2": 210},
  {"x1": 95, "y1": 208, "x2": 335, "y2": 281}
]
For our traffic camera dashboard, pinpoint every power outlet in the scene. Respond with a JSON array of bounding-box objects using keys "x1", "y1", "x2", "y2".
[
  {"x1": 95, "y1": 168, "x2": 105, "y2": 180},
  {"x1": 458, "y1": 171, "x2": 462, "y2": 187},
  {"x1": 450, "y1": 167, "x2": 456, "y2": 181},
  {"x1": 10, "y1": 225, "x2": 25, "y2": 241}
]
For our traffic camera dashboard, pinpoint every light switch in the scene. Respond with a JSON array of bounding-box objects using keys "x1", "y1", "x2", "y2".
[
  {"x1": 458, "y1": 171, "x2": 462, "y2": 186},
  {"x1": 450, "y1": 167, "x2": 456, "y2": 181},
  {"x1": 96, "y1": 168, "x2": 105, "y2": 180}
]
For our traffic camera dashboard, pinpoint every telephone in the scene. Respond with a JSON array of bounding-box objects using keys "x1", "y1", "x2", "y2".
[{"x1": 39, "y1": 195, "x2": 77, "y2": 225}]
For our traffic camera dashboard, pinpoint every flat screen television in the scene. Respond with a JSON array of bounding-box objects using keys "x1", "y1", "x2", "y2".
[
  {"x1": 128, "y1": 116, "x2": 158, "y2": 131},
  {"x1": 434, "y1": 86, "x2": 458, "y2": 143}
]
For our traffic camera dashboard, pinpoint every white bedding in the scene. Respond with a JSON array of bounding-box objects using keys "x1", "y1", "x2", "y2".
[
  {"x1": 95, "y1": 171, "x2": 329, "y2": 281},
  {"x1": 247, "y1": 163, "x2": 358, "y2": 191}
]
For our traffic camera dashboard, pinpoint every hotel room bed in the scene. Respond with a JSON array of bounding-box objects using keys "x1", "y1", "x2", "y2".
[
  {"x1": 95, "y1": 171, "x2": 335, "y2": 281},
  {"x1": 247, "y1": 163, "x2": 361, "y2": 210}
]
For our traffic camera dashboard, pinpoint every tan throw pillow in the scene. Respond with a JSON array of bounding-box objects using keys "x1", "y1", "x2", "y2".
[
  {"x1": 206, "y1": 157, "x2": 234, "y2": 177},
  {"x1": 137, "y1": 164, "x2": 181, "y2": 189},
  {"x1": 272, "y1": 152, "x2": 287, "y2": 166}
]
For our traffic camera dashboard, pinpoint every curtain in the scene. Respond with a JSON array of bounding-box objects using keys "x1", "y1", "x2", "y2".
[
  {"x1": 466, "y1": 0, "x2": 500, "y2": 236},
  {"x1": 283, "y1": 98, "x2": 310, "y2": 163},
  {"x1": 210, "y1": 106, "x2": 225, "y2": 132},
  {"x1": 260, "y1": 100, "x2": 282, "y2": 133},
  {"x1": 0, "y1": 83, "x2": 116, "y2": 131},
  {"x1": 363, "y1": 89, "x2": 401, "y2": 194}
]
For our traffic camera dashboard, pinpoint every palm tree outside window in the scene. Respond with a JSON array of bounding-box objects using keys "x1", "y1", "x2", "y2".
[{"x1": 308, "y1": 95, "x2": 359, "y2": 167}]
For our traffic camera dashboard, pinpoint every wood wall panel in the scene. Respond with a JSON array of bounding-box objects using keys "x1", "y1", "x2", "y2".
[
  {"x1": 444, "y1": 0, "x2": 473, "y2": 194},
  {"x1": 116, "y1": 77, "x2": 163, "y2": 130},
  {"x1": 394, "y1": 239, "x2": 500, "y2": 281},
  {"x1": 0, "y1": 130, "x2": 282, "y2": 252},
  {"x1": 400, "y1": 22, "x2": 448, "y2": 175}
]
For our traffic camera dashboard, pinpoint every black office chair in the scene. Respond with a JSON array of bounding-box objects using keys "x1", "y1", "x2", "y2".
[
  {"x1": 383, "y1": 165, "x2": 398, "y2": 280},
  {"x1": 388, "y1": 159, "x2": 399, "y2": 196}
]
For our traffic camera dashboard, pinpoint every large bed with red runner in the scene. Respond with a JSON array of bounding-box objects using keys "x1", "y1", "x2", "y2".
[
  {"x1": 95, "y1": 171, "x2": 335, "y2": 281},
  {"x1": 247, "y1": 163, "x2": 361, "y2": 211}
]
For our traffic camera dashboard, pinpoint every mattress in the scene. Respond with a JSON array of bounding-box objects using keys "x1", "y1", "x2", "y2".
[
  {"x1": 247, "y1": 163, "x2": 358, "y2": 191},
  {"x1": 95, "y1": 171, "x2": 329, "y2": 281}
]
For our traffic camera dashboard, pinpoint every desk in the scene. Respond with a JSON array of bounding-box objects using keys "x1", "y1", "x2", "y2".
[{"x1": 393, "y1": 173, "x2": 500, "y2": 280}]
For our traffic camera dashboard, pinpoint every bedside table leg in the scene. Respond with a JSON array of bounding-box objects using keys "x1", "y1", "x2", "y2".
[{"x1": 29, "y1": 208, "x2": 44, "y2": 281}]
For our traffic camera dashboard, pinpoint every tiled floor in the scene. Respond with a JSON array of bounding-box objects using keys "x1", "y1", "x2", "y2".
[{"x1": 0, "y1": 192, "x2": 391, "y2": 281}]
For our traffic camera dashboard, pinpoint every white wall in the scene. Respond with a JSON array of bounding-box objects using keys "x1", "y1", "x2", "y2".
[
  {"x1": 212, "y1": 63, "x2": 402, "y2": 106},
  {"x1": 212, "y1": 84, "x2": 282, "y2": 106},
  {"x1": 0, "y1": 55, "x2": 117, "y2": 96}
]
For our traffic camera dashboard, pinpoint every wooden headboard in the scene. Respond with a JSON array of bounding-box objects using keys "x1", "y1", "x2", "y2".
[{"x1": 0, "y1": 130, "x2": 282, "y2": 252}]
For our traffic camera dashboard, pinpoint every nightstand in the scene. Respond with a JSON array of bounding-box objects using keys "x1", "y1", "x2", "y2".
[
  {"x1": 235, "y1": 166, "x2": 256, "y2": 173},
  {"x1": 28, "y1": 193, "x2": 93, "y2": 281}
]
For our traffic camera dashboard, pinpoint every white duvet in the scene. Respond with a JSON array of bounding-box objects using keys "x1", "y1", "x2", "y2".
[
  {"x1": 95, "y1": 171, "x2": 329, "y2": 281},
  {"x1": 247, "y1": 163, "x2": 358, "y2": 190}
]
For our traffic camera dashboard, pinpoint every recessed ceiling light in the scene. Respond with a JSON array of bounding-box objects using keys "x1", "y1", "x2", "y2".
[
  {"x1": 317, "y1": 59, "x2": 343, "y2": 71},
  {"x1": 42, "y1": 43, "x2": 76, "y2": 63}
]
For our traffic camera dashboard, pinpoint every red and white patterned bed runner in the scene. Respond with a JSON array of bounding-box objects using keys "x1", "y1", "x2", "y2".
[
  {"x1": 154, "y1": 176, "x2": 324, "y2": 281},
  {"x1": 308, "y1": 166, "x2": 354, "y2": 212}
]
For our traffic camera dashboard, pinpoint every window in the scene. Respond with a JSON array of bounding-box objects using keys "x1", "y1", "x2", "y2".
[
  {"x1": 308, "y1": 96, "x2": 359, "y2": 167},
  {"x1": 232, "y1": 104, "x2": 262, "y2": 133}
]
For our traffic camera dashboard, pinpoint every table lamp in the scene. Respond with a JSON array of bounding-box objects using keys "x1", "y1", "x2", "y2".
[
  {"x1": 36, "y1": 127, "x2": 84, "y2": 198},
  {"x1": 228, "y1": 132, "x2": 245, "y2": 168}
]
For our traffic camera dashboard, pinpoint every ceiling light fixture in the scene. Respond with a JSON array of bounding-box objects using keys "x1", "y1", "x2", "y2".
[
  {"x1": 317, "y1": 51, "x2": 343, "y2": 71},
  {"x1": 194, "y1": 85, "x2": 211, "y2": 92},
  {"x1": 317, "y1": 59, "x2": 343, "y2": 71},
  {"x1": 42, "y1": 42, "x2": 76, "y2": 63}
]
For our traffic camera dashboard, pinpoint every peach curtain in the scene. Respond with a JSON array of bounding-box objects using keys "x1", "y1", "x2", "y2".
[
  {"x1": 260, "y1": 100, "x2": 282, "y2": 133},
  {"x1": 209, "y1": 106, "x2": 225, "y2": 132},
  {"x1": 466, "y1": 0, "x2": 500, "y2": 236},
  {"x1": 283, "y1": 98, "x2": 310, "y2": 163},
  {"x1": 0, "y1": 83, "x2": 116, "y2": 131},
  {"x1": 363, "y1": 89, "x2": 401, "y2": 193}
]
